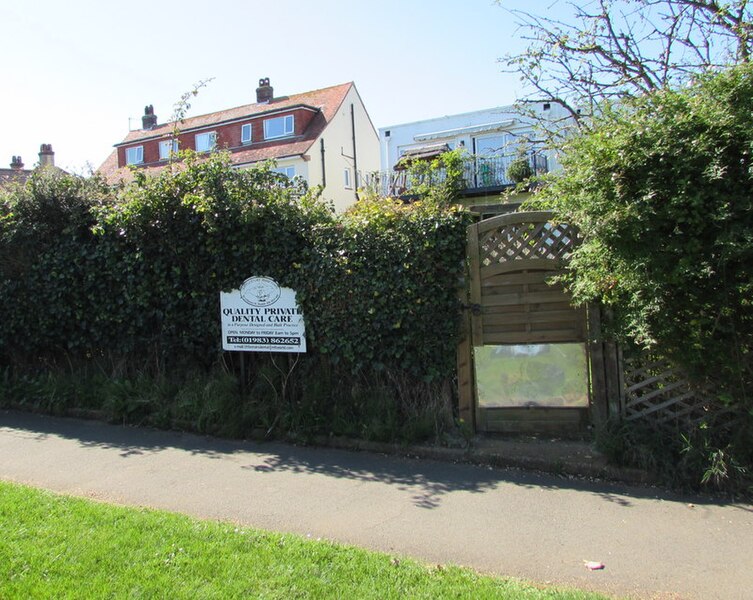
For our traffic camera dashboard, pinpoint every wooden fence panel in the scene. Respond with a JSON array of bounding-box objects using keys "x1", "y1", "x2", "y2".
[{"x1": 622, "y1": 355, "x2": 737, "y2": 431}]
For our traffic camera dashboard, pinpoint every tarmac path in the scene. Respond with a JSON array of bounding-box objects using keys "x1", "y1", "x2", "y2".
[{"x1": 0, "y1": 409, "x2": 751, "y2": 599}]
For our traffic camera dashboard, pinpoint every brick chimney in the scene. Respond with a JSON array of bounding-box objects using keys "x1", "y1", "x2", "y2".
[
  {"x1": 38, "y1": 144, "x2": 55, "y2": 168},
  {"x1": 10, "y1": 156, "x2": 24, "y2": 170},
  {"x1": 142, "y1": 105, "x2": 158, "y2": 130},
  {"x1": 256, "y1": 78, "x2": 273, "y2": 103}
]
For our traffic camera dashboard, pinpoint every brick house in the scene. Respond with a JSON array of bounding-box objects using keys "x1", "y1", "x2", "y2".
[{"x1": 98, "y1": 79, "x2": 380, "y2": 212}]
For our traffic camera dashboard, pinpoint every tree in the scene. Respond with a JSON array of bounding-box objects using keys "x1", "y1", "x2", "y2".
[
  {"x1": 534, "y1": 64, "x2": 753, "y2": 405},
  {"x1": 500, "y1": 0, "x2": 753, "y2": 133}
]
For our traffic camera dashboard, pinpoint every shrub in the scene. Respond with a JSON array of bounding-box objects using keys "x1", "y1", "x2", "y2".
[
  {"x1": 506, "y1": 155, "x2": 533, "y2": 183},
  {"x1": 535, "y1": 64, "x2": 753, "y2": 407},
  {"x1": 0, "y1": 153, "x2": 470, "y2": 444}
]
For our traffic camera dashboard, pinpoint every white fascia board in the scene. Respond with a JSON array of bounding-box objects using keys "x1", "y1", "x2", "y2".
[{"x1": 413, "y1": 119, "x2": 518, "y2": 142}]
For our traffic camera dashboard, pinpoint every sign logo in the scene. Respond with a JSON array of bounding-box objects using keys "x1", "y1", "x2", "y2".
[{"x1": 239, "y1": 276, "x2": 281, "y2": 307}]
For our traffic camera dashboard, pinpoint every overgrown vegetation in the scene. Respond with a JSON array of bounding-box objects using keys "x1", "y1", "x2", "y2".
[
  {"x1": 533, "y1": 64, "x2": 753, "y2": 494},
  {"x1": 0, "y1": 152, "x2": 470, "y2": 444},
  {"x1": 500, "y1": 0, "x2": 753, "y2": 130}
]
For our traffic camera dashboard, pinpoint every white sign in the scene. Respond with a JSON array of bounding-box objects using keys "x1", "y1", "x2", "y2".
[{"x1": 220, "y1": 276, "x2": 307, "y2": 353}]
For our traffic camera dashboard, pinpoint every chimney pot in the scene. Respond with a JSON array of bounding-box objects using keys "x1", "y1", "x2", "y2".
[
  {"x1": 39, "y1": 144, "x2": 55, "y2": 168},
  {"x1": 142, "y1": 104, "x2": 158, "y2": 130},
  {"x1": 256, "y1": 78, "x2": 273, "y2": 103},
  {"x1": 10, "y1": 156, "x2": 24, "y2": 170}
]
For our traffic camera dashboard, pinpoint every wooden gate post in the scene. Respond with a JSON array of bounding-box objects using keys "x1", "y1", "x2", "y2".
[
  {"x1": 588, "y1": 304, "x2": 624, "y2": 426},
  {"x1": 457, "y1": 223, "x2": 478, "y2": 432},
  {"x1": 588, "y1": 304, "x2": 609, "y2": 428}
]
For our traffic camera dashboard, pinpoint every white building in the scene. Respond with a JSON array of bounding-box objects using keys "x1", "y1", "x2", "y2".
[{"x1": 377, "y1": 102, "x2": 570, "y2": 204}]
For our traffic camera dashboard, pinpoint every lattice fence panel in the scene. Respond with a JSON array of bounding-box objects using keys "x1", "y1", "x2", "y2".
[
  {"x1": 479, "y1": 222, "x2": 578, "y2": 267},
  {"x1": 623, "y1": 355, "x2": 738, "y2": 432}
]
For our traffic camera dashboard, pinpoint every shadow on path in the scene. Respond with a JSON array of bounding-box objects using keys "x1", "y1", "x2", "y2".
[{"x1": 2, "y1": 409, "x2": 748, "y2": 512}]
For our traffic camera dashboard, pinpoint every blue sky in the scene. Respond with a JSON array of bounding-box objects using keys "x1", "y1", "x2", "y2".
[{"x1": 0, "y1": 0, "x2": 571, "y2": 172}]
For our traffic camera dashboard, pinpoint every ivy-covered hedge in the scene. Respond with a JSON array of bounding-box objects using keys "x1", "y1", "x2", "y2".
[
  {"x1": 299, "y1": 197, "x2": 469, "y2": 379},
  {"x1": 0, "y1": 154, "x2": 471, "y2": 441}
]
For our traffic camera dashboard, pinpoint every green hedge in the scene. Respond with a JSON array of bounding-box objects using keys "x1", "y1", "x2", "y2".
[{"x1": 0, "y1": 154, "x2": 471, "y2": 442}]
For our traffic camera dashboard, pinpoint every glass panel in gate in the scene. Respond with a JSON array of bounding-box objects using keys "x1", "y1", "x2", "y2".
[{"x1": 474, "y1": 343, "x2": 589, "y2": 408}]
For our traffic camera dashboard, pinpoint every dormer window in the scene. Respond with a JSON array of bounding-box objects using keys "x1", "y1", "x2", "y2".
[
  {"x1": 195, "y1": 131, "x2": 217, "y2": 153},
  {"x1": 159, "y1": 139, "x2": 179, "y2": 160},
  {"x1": 241, "y1": 123, "x2": 252, "y2": 144},
  {"x1": 264, "y1": 115, "x2": 294, "y2": 140},
  {"x1": 125, "y1": 146, "x2": 144, "y2": 165}
]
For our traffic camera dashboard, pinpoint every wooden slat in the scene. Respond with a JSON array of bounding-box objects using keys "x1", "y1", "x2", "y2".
[
  {"x1": 481, "y1": 304, "x2": 575, "y2": 318},
  {"x1": 623, "y1": 360, "x2": 678, "y2": 384},
  {"x1": 482, "y1": 289, "x2": 571, "y2": 308},
  {"x1": 482, "y1": 271, "x2": 554, "y2": 286},
  {"x1": 625, "y1": 380, "x2": 687, "y2": 409},
  {"x1": 482, "y1": 310, "x2": 583, "y2": 326},
  {"x1": 626, "y1": 390, "x2": 697, "y2": 419},
  {"x1": 475, "y1": 210, "x2": 555, "y2": 235},
  {"x1": 482, "y1": 329, "x2": 586, "y2": 345},
  {"x1": 456, "y1": 267, "x2": 475, "y2": 432},
  {"x1": 483, "y1": 321, "x2": 584, "y2": 336},
  {"x1": 483, "y1": 407, "x2": 587, "y2": 422},
  {"x1": 481, "y1": 259, "x2": 564, "y2": 279},
  {"x1": 625, "y1": 371, "x2": 681, "y2": 395},
  {"x1": 588, "y1": 305, "x2": 607, "y2": 428},
  {"x1": 456, "y1": 325, "x2": 475, "y2": 430},
  {"x1": 482, "y1": 281, "x2": 566, "y2": 296},
  {"x1": 467, "y1": 222, "x2": 483, "y2": 347},
  {"x1": 481, "y1": 407, "x2": 588, "y2": 433}
]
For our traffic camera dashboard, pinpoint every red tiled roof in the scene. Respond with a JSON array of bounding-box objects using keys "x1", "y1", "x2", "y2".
[
  {"x1": 119, "y1": 82, "x2": 351, "y2": 144},
  {"x1": 99, "y1": 82, "x2": 353, "y2": 183},
  {"x1": 96, "y1": 150, "x2": 130, "y2": 183}
]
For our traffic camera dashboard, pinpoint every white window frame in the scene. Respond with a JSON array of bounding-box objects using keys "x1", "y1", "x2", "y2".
[
  {"x1": 125, "y1": 145, "x2": 144, "y2": 165},
  {"x1": 272, "y1": 165, "x2": 296, "y2": 179},
  {"x1": 344, "y1": 167, "x2": 352, "y2": 189},
  {"x1": 263, "y1": 115, "x2": 294, "y2": 140},
  {"x1": 159, "y1": 139, "x2": 179, "y2": 160},
  {"x1": 195, "y1": 131, "x2": 217, "y2": 153},
  {"x1": 241, "y1": 123, "x2": 252, "y2": 144}
]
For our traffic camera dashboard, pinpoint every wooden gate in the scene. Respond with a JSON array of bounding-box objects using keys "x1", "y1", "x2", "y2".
[{"x1": 458, "y1": 211, "x2": 607, "y2": 433}]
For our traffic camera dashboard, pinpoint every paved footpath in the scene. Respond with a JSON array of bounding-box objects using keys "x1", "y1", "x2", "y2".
[{"x1": 0, "y1": 410, "x2": 751, "y2": 600}]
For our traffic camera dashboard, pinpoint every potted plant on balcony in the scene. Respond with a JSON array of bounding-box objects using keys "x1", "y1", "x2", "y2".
[{"x1": 506, "y1": 153, "x2": 534, "y2": 185}]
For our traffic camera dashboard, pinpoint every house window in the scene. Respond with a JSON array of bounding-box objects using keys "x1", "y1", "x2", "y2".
[
  {"x1": 474, "y1": 134, "x2": 509, "y2": 157},
  {"x1": 273, "y1": 165, "x2": 296, "y2": 179},
  {"x1": 125, "y1": 146, "x2": 143, "y2": 165},
  {"x1": 159, "y1": 139, "x2": 179, "y2": 160},
  {"x1": 195, "y1": 131, "x2": 217, "y2": 153},
  {"x1": 344, "y1": 167, "x2": 352, "y2": 189},
  {"x1": 241, "y1": 123, "x2": 252, "y2": 144},
  {"x1": 264, "y1": 115, "x2": 294, "y2": 140}
]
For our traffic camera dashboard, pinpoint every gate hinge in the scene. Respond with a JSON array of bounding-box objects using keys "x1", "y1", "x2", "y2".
[{"x1": 461, "y1": 303, "x2": 483, "y2": 315}]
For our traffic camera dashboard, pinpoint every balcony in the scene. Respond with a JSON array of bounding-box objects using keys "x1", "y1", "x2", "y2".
[{"x1": 364, "y1": 152, "x2": 549, "y2": 199}]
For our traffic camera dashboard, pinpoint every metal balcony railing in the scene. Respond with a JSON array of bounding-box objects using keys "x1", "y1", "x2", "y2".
[{"x1": 363, "y1": 152, "x2": 548, "y2": 198}]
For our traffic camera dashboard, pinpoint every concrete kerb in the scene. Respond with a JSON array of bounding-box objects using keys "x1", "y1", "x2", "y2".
[{"x1": 309, "y1": 434, "x2": 657, "y2": 487}]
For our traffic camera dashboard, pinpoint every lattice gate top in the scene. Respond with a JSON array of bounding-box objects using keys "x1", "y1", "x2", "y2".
[
  {"x1": 467, "y1": 211, "x2": 584, "y2": 347},
  {"x1": 476, "y1": 211, "x2": 578, "y2": 275}
]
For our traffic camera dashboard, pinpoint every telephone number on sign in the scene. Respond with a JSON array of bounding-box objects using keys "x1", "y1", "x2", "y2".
[{"x1": 227, "y1": 336, "x2": 301, "y2": 345}]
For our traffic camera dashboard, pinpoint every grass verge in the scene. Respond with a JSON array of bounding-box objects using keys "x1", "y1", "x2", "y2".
[{"x1": 0, "y1": 481, "x2": 608, "y2": 599}]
